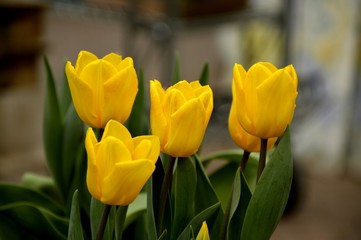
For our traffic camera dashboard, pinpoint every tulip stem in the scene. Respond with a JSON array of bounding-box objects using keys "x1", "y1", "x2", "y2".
[
  {"x1": 156, "y1": 156, "x2": 176, "y2": 237},
  {"x1": 96, "y1": 204, "x2": 111, "y2": 240},
  {"x1": 240, "y1": 150, "x2": 251, "y2": 171},
  {"x1": 257, "y1": 138, "x2": 268, "y2": 183}
]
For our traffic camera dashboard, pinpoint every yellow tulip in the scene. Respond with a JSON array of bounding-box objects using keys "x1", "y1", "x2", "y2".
[
  {"x1": 196, "y1": 221, "x2": 210, "y2": 240},
  {"x1": 65, "y1": 50, "x2": 138, "y2": 128},
  {"x1": 150, "y1": 80, "x2": 213, "y2": 157},
  {"x1": 233, "y1": 62, "x2": 298, "y2": 139},
  {"x1": 85, "y1": 120, "x2": 160, "y2": 206},
  {"x1": 229, "y1": 100, "x2": 277, "y2": 152}
]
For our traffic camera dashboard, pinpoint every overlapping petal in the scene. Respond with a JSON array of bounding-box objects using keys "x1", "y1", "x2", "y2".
[
  {"x1": 85, "y1": 120, "x2": 160, "y2": 206},
  {"x1": 150, "y1": 80, "x2": 213, "y2": 157},
  {"x1": 65, "y1": 50, "x2": 138, "y2": 128}
]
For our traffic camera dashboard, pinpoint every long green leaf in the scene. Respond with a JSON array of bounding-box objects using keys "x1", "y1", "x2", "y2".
[
  {"x1": 0, "y1": 183, "x2": 63, "y2": 214},
  {"x1": 172, "y1": 52, "x2": 181, "y2": 84},
  {"x1": 240, "y1": 128, "x2": 293, "y2": 240},
  {"x1": 43, "y1": 57, "x2": 65, "y2": 201},
  {"x1": 227, "y1": 171, "x2": 252, "y2": 240},
  {"x1": 68, "y1": 190, "x2": 84, "y2": 240},
  {"x1": 193, "y1": 155, "x2": 219, "y2": 214},
  {"x1": 172, "y1": 157, "x2": 197, "y2": 239},
  {"x1": 0, "y1": 202, "x2": 68, "y2": 239},
  {"x1": 146, "y1": 178, "x2": 157, "y2": 240},
  {"x1": 62, "y1": 104, "x2": 85, "y2": 212}
]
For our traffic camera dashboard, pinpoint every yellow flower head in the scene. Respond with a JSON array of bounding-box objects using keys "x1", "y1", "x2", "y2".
[
  {"x1": 85, "y1": 120, "x2": 160, "y2": 206},
  {"x1": 196, "y1": 221, "x2": 210, "y2": 240},
  {"x1": 233, "y1": 62, "x2": 298, "y2": 139},
  {"x1": 150, "y1": 80, "x2": 213, "y2": 157},
  {"x1": 229, "y1": 100, "x2": 277, "y2": 152},
  {"x1": 66, "y1": 51, "x2": 138, "y2": 128}
]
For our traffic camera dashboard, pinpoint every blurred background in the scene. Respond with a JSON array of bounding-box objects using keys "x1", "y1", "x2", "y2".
[{"x1": 1, "y1": 0, "x2": 361, "y2": 239}]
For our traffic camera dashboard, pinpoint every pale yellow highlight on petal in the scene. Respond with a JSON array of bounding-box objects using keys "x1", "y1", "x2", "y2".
[
  {"x1": 117, "y1": 57, "x2": 133, "y2": 71},
  {"x1": 101, "y1": 160, "x2": 155, "y2": 205}
]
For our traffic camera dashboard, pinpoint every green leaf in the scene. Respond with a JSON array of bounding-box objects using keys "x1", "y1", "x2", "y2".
[
  {"x1": 0, "y1": 202, "x2": 68, "y2": 239},
  {"x1": 201, "y1": 149, "x2": 244, "y2": 164},
  {"x1": 68, "y1": 190, "x2": 84, "y2": 240},
  {"x1": 240, "y1": 128, "x2": 293, "y2": 240},
  {"x1": 177, "y1": 202, "x2": 221, "y2": 240},
  {"x1": 90, "y1": 197, "x2": 103, "y2": 240},
  {"x1": 21, "y1": 173, "x2": 62, "y2": 206},
  {"x1": 146, "y1": 178, "x2": 157, "y2": 240},
  {"x1": 193, "y1": 155, "x2": 219, "y2": 214},
  {"x1": 115, "y1": 205, "x2": 129, "y2": 240},
  {"x1": 62, "y1": 103, "x2": 85, "y2": 212},
  {"x1": 198, "y1": 62, "x2": 209, "y2": 86},
  {"x1": 43, "y1": 56, "x2": 65, "y2": 201},
  {"x1": 0, "y1": 183, "x2": 63, "y2": 214},
  {"x1": 209, "y1": 162, "x2": 238, "y2": 211},
  {"x1": 227, "y1": 170, "x2": 252, "y2": 240},
  {"x1": 172, "y1": 52, "x2": 181, "y2": 84},
  {"x1": 172, "y1": 157, "x2": 197, "y2": 239},
  {"x1": 60, "y1": 68, "x2": 72, "y2": 118},
  {"x1": 127, "y1": 68, "x2": 148, "y2": 137}
]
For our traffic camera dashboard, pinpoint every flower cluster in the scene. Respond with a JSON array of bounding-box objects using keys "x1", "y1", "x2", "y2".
[{"x1": 0, "y1": 50, "x2": 297, "y2": 239}]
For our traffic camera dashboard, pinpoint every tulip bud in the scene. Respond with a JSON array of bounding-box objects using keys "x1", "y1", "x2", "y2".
[
  {"x1": 85, "y1": 120, "x2": 160, "y2": 206},
  {"x1": 66, "y1": 51, "x2": 138, "y2": 128},
  {"x1": 196, "y1": 221, "x2": 210, "y2": 240},
  {"x1": 150, "y1": 80, "x2": 213, "y2": 157},
  {"x1": 233, "y1": 62, "x2": 298, "y2": 139}
]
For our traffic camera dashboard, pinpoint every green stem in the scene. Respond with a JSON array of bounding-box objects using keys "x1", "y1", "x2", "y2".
[
  {"x1": 96, "y1": 204, "x2": 111, "y2": 240},
  {"x1": 240, "y1": 150, "x2": 251, "y2": 171},
  {"x1": 257, "y1": 138, "x2": 268, "y2": 183},
  {"x1": 156, "y1": 156, "x2": 176, "y2": 236},
  {"x1": 115, "y1": 205, "x2": 129, "y2": 240}
]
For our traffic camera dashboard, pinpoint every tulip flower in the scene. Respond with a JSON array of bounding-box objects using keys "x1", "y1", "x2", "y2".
[
  {"x1": 85, "y1": 120, "x2": 160, "y2": 206},
  {"x1": 232, "y1": 62, "x2": 298, "y2": 139},
  {"x1": 150, "y1": 80, "x2": 213, "y2": 157},
  {"x1": 229, "y1": 100, "x2": 277, "y2": 152},
  {"x1": 196, "y1": 221, "x2": 210, "y2": 240},
  {"x1": 66, "y1": 50, "x2": 138, "y2": 128}
]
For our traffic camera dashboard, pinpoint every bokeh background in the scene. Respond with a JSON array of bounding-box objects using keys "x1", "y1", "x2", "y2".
[{"x1": 1, "y1": 0, "x2": 361, "y2": 239}]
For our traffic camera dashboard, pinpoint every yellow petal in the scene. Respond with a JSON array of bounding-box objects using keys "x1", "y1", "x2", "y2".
[
  {"x1": 102, "y1": 120, "x2": 134, "y2": 151},
  {"x1": 133, "y1": 136, "x2": 160, "y2": 163},
  {"x1": 163, "y1": 88, "x2": 187, "y2": 118},
  {"x1": 66, "y1": 62, "x2": 98, "y2": 127},
  {"x1": 102, "y1": 52, "x2": 122, "y2": 68},
  {"x1": 255, "y1": 69, "x2": 297, "y2": 138},
  {"x1": 85, "y1": 128, "x2": 101, "y2": 200},
  {"x1": 117, "y1": 57, "x2": 133, "y2": 71},
  {"x1": 103, "y1": 66, "x2": 138, "y2": 124},
  {"x1": 196, "y1": 221, "x2": 210, "y2": 240},
  {"x1": 172, "y1": 80, "x2": 194, "y2": 100},
  {"x1": 150, "y1": 80, "x2": 168, "y2": 148},
  {"x1": 101, "y1": 160, "x2": 155, "y2": 205},
  {"x1": 165, "y1": 98, "x2": 206, "y2": 157},
  {"x1": 198, "y1": 87, "x2": 213, "y2": 126},
  {"x1": 75, "y1": 50, "x2": 98, "y2": 75}
]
